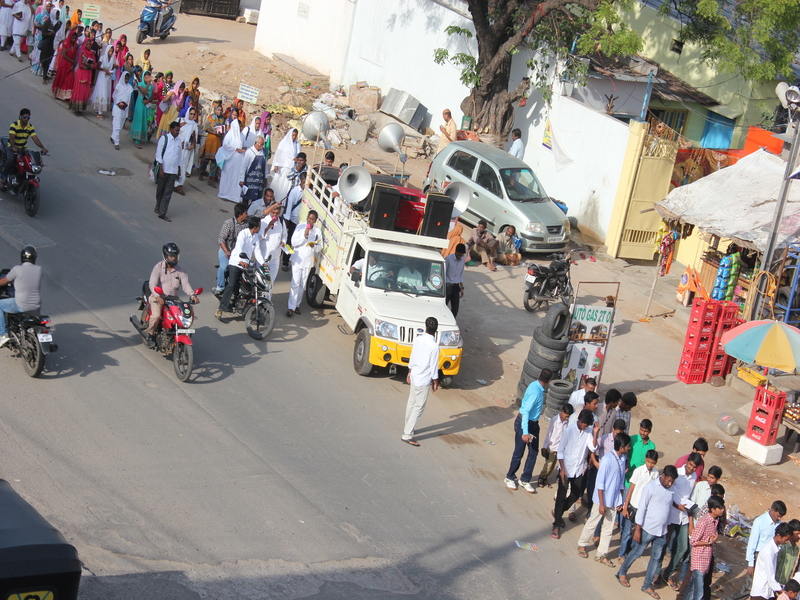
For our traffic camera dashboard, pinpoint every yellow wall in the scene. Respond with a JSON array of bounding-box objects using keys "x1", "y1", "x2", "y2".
[{"x1": 606, "y1": 120, "x2": 648, "y2": 256}]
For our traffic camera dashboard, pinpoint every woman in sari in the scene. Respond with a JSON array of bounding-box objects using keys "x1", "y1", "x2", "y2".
[
  {"x1": 173, "y1": 105, "x2": 198, "y2": 196},
  {"x1": 179, "y1": 77, "x2": 200, "y2": 118},
  {"x1": 89, "y1": 43, "x2": 114, "y2": 118},
  {"x1": 110, "y1": 71, "x2": 133, "y2": 150},
  {"x1": 121, "y1": 52, "x2": 134, "y2": 78},
  {"x1": 51, "y1": 28, "x2": 77, "y2": 100},
  {"x1": 29, "y1": 4, "x2": 48, "y2": 76},
  {"x1": 156, "y1": 79, "x2": 184, "y2": 138},
  {"x1": 136, "y1": 47, "x2": 151, "y2": 72},
  {"x1": 442, "y1": 221, "x2": 466, "y2": 258},
  {"x1": 69, "y1": 37, "x2": 96, "y2": 114},
  {"x1": 129, "y1": 70, "x2": 153, "y2": 148},
  {"x1": 259, "y1": 110, "x2": 272, "y2": 162},
  {"x1": 115, "y1": 34, "x2": 128, "y2": 70},
  {"x1": 101, "y1": 26, "x2": 111, "y2": 47},
  {"x1": 199, "y1": 101, "x2": 225, "y2": 187},
  {"x1": 271, "y1": 128, "x2": 299, "y2": 175},
  {"x1": 216, "y1": 116, "x2": 245, "y2": 202},
  {"x1": 240, "y1": 114, "x2": 259, "y2": 150}
]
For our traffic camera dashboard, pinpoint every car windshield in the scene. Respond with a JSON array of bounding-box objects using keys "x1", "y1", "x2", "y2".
[
  {"x1": 364, "y1": 251, "x2": 446, "y2": 298},
  {"x1": 500, "y1": 168, "x2": 547, "y2": 202}
]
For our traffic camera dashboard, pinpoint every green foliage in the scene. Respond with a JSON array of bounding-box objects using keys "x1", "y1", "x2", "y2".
[
  {"x1": 660, "y1": 0, "x2": 800, "y2": 82},
  {"x1": 433, "y1": 27, "x2": 481, "y2": 89}
]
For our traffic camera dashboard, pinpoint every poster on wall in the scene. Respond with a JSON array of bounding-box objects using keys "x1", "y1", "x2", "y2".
[{"x1": 560, "y1": 304, "x2": 615, "y2": 391}]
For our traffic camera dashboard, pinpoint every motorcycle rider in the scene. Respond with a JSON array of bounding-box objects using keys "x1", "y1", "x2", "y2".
[
  {"x1": 0, "y1": 246, "x2": 42, "y2": 348},
  {"x1": 146, "y1": 242, "x2": 198, "y2": 346},
  {"x1": 1, "y1": 109, "x2": 49, "y2": 184}
]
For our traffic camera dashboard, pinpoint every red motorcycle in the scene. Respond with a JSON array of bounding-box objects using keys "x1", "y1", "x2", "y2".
[
  {"x1": 0, "y1": 147, "x2": 46, "y2": 217},
  {"x1": 130, "y1": 282, "x2": 202, "y2": 382}
]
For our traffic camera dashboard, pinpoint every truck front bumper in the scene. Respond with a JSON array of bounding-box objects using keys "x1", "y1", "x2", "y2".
[{"x1": 369, "y1": 338, "x2": 462, "y2": 376}]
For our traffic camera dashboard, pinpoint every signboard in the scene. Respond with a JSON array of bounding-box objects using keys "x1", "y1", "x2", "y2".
[
  {"x1": 237, "y1": 83, "x2": 260, "y2": 105},
  {"x1": 542, "y1": 118, "x2": 552, "y2": 149},
  {"x1": 560, "y1": 304, "x2": 615, "y2": 391},
  {"x1": 82, "y1": 4, "x2": 101, "y2": 25}
]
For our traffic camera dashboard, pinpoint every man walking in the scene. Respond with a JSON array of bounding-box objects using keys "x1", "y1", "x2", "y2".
[
  {"x1": 751, "y1": 524, "x2": 793, "y2": 600},
  {"x1": 154, "y1": 121, "x2": 183, "y2": 222},
  {"x1": 537, "y1": 403, "x2": 574, "y2": 488},
  {"x1": 282, "y1": 171, "x2": 306, "y2": 272},
  {"x1": 287, "y1": 210, "x2": 321, "y2": 317},
  {"x1": 401, "y1": 316, "x2": 440, "y2": 447},
  {"x1": 616, "y1": 465, "x2": 679, "y2": 597},
  {"x1": 508, "y1": 128, "x2": 524, "y2": 159},
  {"x1": 444, "y1": 243, "x2": 466, "y2": 317},
  {"x1": 504, "y1": 368, "x2": 552, "y2": 493}
]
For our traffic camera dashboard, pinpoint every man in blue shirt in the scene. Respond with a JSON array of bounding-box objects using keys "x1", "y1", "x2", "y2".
[
  {"x1": 504, "y1": 368, "x2": 552, "y2": 493},
  {"x1": 732, "y1": 500, "x2": 787, "y2": 599}
]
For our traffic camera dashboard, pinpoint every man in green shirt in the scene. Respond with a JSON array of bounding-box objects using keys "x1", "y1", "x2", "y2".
[
  {"x1": 625, "y1": 419, "x2": 655, "y2": 485},
  {"x1": 776, "y1": 518, "x2": 800, "y2": 585}
]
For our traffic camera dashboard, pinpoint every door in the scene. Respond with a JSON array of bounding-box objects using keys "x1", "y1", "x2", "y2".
[
  {"x1": 335, "y1": 243, "x2": 363, "y2": 331},
  {"x1": 443, "y1": 150, "x2": 479, "y2": 220},
  {"x1": 471, "y1": 161, "x2": 504, "y2": 228}
]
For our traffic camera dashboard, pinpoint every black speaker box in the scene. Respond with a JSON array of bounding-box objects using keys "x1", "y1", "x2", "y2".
[
  {"x1": 420, "y1": 193, "x2": 454, "y2": 238},
  {"x1": 369, "y1": 183, "x2": 401, "y2": 230}
]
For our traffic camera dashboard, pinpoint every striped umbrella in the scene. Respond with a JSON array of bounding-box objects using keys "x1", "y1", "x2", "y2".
[{"x1": 720, "y1": 320, "x2": 800, "y2": 373}]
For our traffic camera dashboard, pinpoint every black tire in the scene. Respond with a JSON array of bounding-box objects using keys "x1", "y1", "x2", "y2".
[
  {"x1": 21, "y1": 329, "x2": 45, "y2": 377},
  {"x1": 549, "y1": 379, "x2": 574, "y2": 395},
  {"x1": 136, "y1": 30, "x2": 147, "y2": 44},
  {"x1": 159, "y1": 33, "x2": 169, "y2": 40},
  {"x1": 523, "y1": 280, "x2": 546, "y2": 313},
  {"x1": 173, "y1": 342, "x2": 193, "y2": 382},
  {"x1": 532, "y1": 325, "x2": 569, "y2": 351},
  {"x1": 522, "y1": 358, "x2": 542, "y2": 379},
  {"x1": 305, "y1": 272, "x2": 327, "y2": 308},
  {"x1": 529, "y1": 336, "x2": 566, "y2": 362},
  {"x1": 527, "y1": 353, "x2": 563, "y2": 372},
  {"x1": 24, "y1": 185, "x2": 39, "y2": 217},
  {"x1": 244, "y1": 302, "x2": 275, "y2": 340},
  {"x1": 440, "y1": 375, "x2": 453, "y2": 389},
  {"x1": 542, "y1": 303, "x2": 570, "y2": 339},
  {"x1": 353, "y1": 328, "x2": 373, "y2": 376}
]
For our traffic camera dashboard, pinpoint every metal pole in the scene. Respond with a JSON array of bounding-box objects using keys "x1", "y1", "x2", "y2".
[
  {"x1": 644, "y1": 262, "x2": 659, "y2": 317},
  {"x1": 639, "y1": 70, "x2": 654, "y2": 122}
]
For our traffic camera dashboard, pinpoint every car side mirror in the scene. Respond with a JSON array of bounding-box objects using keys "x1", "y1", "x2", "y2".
[{"x1": 351, "y1": 271, "x2": 360, "y2": 282}]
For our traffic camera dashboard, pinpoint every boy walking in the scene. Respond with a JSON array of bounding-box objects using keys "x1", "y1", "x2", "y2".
[
  {"x1": 685, "y1": 496, "x2": 726, "y2": 600},
  {"x1": 537, "y1": 403, "x2": 574, "y2": 488}
]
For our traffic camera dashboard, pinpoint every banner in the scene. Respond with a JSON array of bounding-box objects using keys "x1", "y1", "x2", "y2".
[
  {"x1": 82, "y1": 4, "x2": 100, "y2": 25},
  {"x1": 237, "y1": 83, "x2": 260, "y2": 104},
  {"x1": 560, "y1": 304, "x2": 615, "y2": 391}
]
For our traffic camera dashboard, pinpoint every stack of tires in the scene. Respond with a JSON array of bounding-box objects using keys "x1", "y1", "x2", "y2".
[
  {"x1": 517, "y1": 304, "x2": 571, "y2": 405},
  {"x1": 542, "y1": 379, "x2": 574, "y2": 420}
]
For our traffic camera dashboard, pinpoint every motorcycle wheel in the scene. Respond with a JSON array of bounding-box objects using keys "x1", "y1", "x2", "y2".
[
  {"x1": 24, "y1": 185, "x2": 39, "y2": 217},
  {"x1": 21, "y1": 329, "x2": 45, "y2": 377},
  {"x1": 523, "y1": 280, "x2": 546, "y2": 313},
  {"x1": 244, "y1": 302, "x2": 275, "y2": 340},
  {"x1": 136, "y1": 30, "x2": 147, "y2": 44},
  {"x1": 173, "y1": 342, "x2": 193, "y2": 382},
  {"x1": 159, "y1": 33, "x2": 168, "y2": 40}
]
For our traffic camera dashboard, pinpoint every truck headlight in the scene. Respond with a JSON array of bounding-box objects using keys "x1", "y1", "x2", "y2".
[
  {"x1": 375, "y1": 319, "x2": 398, "y2": 340},
  {"x1": 440, "y1": 330, "x2": 460, "y2": 346},
  {"x1": 564, "y1": 220, "x2": 571, "y2": 232},
  {"x1": 526, "y1": 222, "x2": 544, "y2": 234}
]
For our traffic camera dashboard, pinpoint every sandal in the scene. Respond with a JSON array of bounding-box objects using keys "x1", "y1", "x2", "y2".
[
  {"x1": 595, "y1": 556, "x2": 616, "y2": 568},
  {"x1": 550, "y1": 528, "x2": 561, "y2": 539},
  {"x1": 616, "y1": 574, "x2": 631, "y2": 588},
  {"x1": 642, "y1": 589, "x2": 660, "y2": 600},
  {"x1": 668, "y1": 580, "x2": 680, "y2": 591},
  {"x1": 401, "y1": 438, "x2": 420, "y2": 447},
  {"x1": 578, "y1": 547, "x2": 588, "y2": 558}
]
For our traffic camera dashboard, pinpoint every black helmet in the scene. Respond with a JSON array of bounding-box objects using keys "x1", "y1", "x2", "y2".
[
  {"x1": 162, "y1": 242, "x2": 179, "y2": 267},
  {"x1": 20, "y1": 245, "x2": 37, "y2": 264}
]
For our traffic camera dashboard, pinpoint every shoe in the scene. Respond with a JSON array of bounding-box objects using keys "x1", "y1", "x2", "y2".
[
  {"x1": 146, "y1": 335, "x2": 156, "y2": 349},
  {"x1": 154, "y1": 208, "x2": 159, "y2": 213},
  {"x1": 214, "y1": 309, "x2": 224, "y2": 321},
  {"x1": 520, "y1": 481, "x2": 536, "y2": 494},
  {"x1": 504, "y1": 478, "x2": 517, "y2": 490},
  {"x1": 281, "y1": 264, "x2": 289, "y2": 272},
  {"x1": 174, "y1": 186, "x2": 185, "y2": 196},
  {"x1": 293, "y1": 307, "x2": 301, "y2": 315},
  {"x1": 0, "y1": 334, "x2": 10, "y2": 347},
  {"x1": 158, "y1": 215, "x2": 171, "y2": 222},
  {"x1": 286, "y1": 309, "x2": 293, "y2": 317}
]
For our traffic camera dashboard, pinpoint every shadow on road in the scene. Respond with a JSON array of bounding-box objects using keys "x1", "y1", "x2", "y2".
[
  {"x1": 34, "y1": 323, "x2": 125, "y2": 379},
  {"x1": 414, "y1": 406, "x2": 510, "y2": 441}
]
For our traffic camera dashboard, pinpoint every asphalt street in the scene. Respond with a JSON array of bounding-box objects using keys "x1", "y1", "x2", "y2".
[{"x1": 0, "y1": 58, "x2": 627, "y2": 600}]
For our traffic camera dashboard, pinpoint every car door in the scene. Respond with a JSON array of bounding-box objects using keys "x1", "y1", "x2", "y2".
[
  {"x1": 469, "y1": 161, "x2": 504, "y2": 229},
  {"x1": 442, "y1": 150, "x2": 480, "y2": 221}
]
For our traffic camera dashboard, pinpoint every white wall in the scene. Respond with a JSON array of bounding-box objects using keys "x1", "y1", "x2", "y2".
[{"x1": 572, "y1": 77, "x2": 647, "y2": 118}]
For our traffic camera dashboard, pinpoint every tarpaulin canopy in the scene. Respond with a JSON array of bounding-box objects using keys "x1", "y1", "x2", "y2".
[{"x1": 655, "y1": 149, "x2": 800, "y2": 252}]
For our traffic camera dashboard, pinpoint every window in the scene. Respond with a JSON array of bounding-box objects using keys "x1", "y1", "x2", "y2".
[
  {"x1": 447, "y1": 150, "x2": 478, "y2": 178},
  {"x1": 670, "y1": 39, "x2": 684, "y2": 55},
  {"x1": 475, "y1": 162, "x2": 502, "y2": 197},
  {"x1": 498, "y1": 168, "x2": 547, "y2": 202},
  {"x1": 364, "y1": 251, "x2": 445, "y2": 298},
  {"x1": 650, "y1": 109, "x2": 688, "y2": 134}
]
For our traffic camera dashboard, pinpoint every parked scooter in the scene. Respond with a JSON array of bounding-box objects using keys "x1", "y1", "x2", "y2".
[
  {"x1": 137, "y1": 0, "x2": 177, "y2": 44},
  {"x1": 523, "y1": 251, "x2": 574, "y2": 313},
  {"x1": 214, "y1": 257, "x2": 276, "y2": 340},
  {"x1": 0, "y1": 142, "x2": 47, "y2": 217},
  {"x1": 130, "y1": 282, "x2": 202, "y2": 382},
  {"x1": 0, "y1": 269, "x2": 57, "y2": 377}
]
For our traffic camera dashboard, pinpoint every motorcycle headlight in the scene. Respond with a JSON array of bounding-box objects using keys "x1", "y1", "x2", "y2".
[
  {"x1": 31, "y1": 165, "x2": 42, "y2": 174},
  {"x1": 526, "y1": 222, "x2": 544, "y2": 234},
  {"x1": 180, "y1": 315, "x2": 193, "y2": 327},
  {"x1": 440, "y1": 330, "x2": 460, "y2": 347},
  {"x1": 375, "y1": 319, "x2": 398, "y2": 340}
]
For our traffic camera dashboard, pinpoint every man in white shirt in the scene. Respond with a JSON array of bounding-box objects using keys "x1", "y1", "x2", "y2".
[
  {"x1": 287, "y1": 210, "x2": 321, "y2": 316},
  {"x1": 568, "y1": 378, "x2": 597, "y2": 415},
  {"x1": 537, "y1": 404, "x2": 574, "y2": 488},
  {"x1": 216, "y1": 216, "x2": 261, "y2": 318},
  {"x1": 154, "y1": 121, "x2": 183, "y2": 222},
  {"x1": 569, "y1": 390, "x2": 600, "y2": 426},
  {"x1": 444, "y1": 243, "x2": 466, "y2": 317},
  {"x1": 396, "y1": 261, "x2": 424, "y2": 288},
  {"x1": 551, "y1": 409, "x2": 600, "y2": 539},
  {"x1": 254, "y1": 203, "x2": 286, "y2": 297},
  {"x1": 282, "y1": 171, "x2": 307, "y2": 271},
  {"x1": 401, "y1": 316, "x2": 439, "y2": 447},
  {"x1": 661, "y1": 453, "x2": 701, "y2": 588},
  {"x1": 508, "y1": 128, "x2": 524, "y2": 160},
  {"x1": 620, "y1": 449, "x2": 660, "y2": 561},
  {"x1": 751, "y1": 524, "x2": 793, "y2": 600}
]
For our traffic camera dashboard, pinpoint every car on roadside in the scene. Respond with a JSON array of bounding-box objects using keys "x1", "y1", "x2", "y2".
[{"x1": 423, "y1": 141, "x2": 569, "y2": 253}]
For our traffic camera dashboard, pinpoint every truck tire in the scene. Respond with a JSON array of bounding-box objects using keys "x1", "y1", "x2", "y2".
[
  {"x1": 542, "y1": 304, "x2": 570, "y2": 339},
  {"x1": 305, "y1": 272, "x2": 327, "y2": 308},
  {"x1": 522, "y1": 358, "x2": 542, "y2": 379},
  {"x1": 527, "y1": 353, "x2": 563, "y2": 372},
  {"x1": 532, "y1": 325, "x2": 569, "y2": 351},
  {"x1": 353, "y1": 328, "x2": 373, "y2": 376},
  {"x1": 528, "y1": 336, "x2": 566, "y2": 363}
]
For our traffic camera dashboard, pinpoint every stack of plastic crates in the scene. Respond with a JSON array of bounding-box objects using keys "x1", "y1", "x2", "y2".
[
  {"x1": 704, "y1": 301, "x2": 740, "y2": 383},
  {"x1": 677, "y1": 299, "x2": 718, "y2": 384},
  {"x1": 745, "y1": 386, "x2": 786, "y2": 446}
]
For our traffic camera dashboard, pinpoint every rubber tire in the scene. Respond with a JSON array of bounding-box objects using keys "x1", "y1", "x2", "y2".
[
  {"x1": 305, "y1": 272, "x2": 327, "y2": 308},
  {"x1": 353, "y1": 328, "x2": 373, "y2": 376},
  {"x1": 522, "y1": 358, "x2": 542, "y2": 379},
  {"x1": 542, "y1": 304, "x2": 570, "y2": 339},
  {"x1": 523, "y1": 280, "x2": 546, "y2": 313},
  {"x1": 159, "y1": 33, "x2": 168, "y2": 40},
  {"x1": 527, "y1": 353, "x2": 563, "y2": 372},
  {"x1": 528, "y1": 337, "x2": 566, "y2": 363},
  {"x1": 136, "y1": 30, "x2": 147, "y2": 44},
  {"x1": 21, "y1": 329, "x2": 45, "y2": 377},
  {"x1": 24, "y1": 185, "x2": 39, "y2": 217},
  {"x1": 532, "y1": 326, "x2": 569, "y2": 351},
  {"x1": 244, "y1": 302, "x2": 275, "y2": 340},
  {"x1": 440, "y1": 375, "x2": 453, "y2": 389},
  {"x1": 173, "y1": 342, "x2": 193, "y2": 382}
]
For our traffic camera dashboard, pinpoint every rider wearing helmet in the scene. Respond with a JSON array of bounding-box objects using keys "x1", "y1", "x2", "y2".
[
  {"x1": 145, "y1": 242, "x2": 198, "y2": 342},
  {"x1": 0, "y1": 246, "x2": 43, "y2": 347}
]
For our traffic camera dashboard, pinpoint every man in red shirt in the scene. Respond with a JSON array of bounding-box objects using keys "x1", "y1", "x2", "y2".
[{"x1": 675, "y1": 438, "x2": 709, "y2": 480}]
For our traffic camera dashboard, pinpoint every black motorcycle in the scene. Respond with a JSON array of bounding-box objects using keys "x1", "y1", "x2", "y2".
[
  {"x1": 215, "y1": 259, "x2": 276, "y2": 340},
  {"x1": 523, "y1": 251, "x2": 574, "y2": 313},
  {"x1": 0, "y1": 269, "x2": 57, "y2": 377}
]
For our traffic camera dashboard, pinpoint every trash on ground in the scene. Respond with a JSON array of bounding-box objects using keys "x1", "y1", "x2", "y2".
[
  {"x1": 477, "y1": 379, "x2": 488, "y2": 385},
  {"x1": 715, "y1": 562, "x2": 730, "y2": 573},
  {"x1": 483, "y1": 439, "x2": 496, "y2": 445},
  {"x1": 98, "y1": 170, "x2": 116, "y2": 176},
  {"x1": 715, "y1": 441, "x2": 725, "y2": 449},
  {"x1": 515, "y1": 541, "x2": 538, "y2": 551}
]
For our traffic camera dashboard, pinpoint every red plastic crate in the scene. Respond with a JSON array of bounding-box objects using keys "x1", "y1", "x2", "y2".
[
  {"x1": 745, "y1": 420, "x2": 779, "y2": 446},
  {"x1": 707, "y1": 353, "x2": 728, "y2": 370},
  {"x1": 718, "y1": 302, "x2": 740, "y2": 324},
  {"x1": 687, "y1": 315, "x2": 717, "y2": 337},
  {"x1": 680, "y1": 355, "x2": 708, "y2": 373},
  {"x1": 684, "y1": 332, "x2": 713, "y2": 353},
  {"x1": 682, "y1": 348, "x2": 710, "y2": 364},
  {"x1": 749, "y1": 404, "x2": 783, "y2": 429},
  {"x1": 754, "y1": 386, "x2": 787, "y2": 412},
  {"x1": 678, "y1": 366, "x2": 706, "y2": 384},
  {"x1": 691, "y1": 299, "x2": 720, "y2": 321}
]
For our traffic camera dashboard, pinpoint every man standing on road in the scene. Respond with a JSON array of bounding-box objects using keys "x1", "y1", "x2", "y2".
[
  {"x1": 0, "y1": 246, "x2": 41, "y2": 348},
  {"x1": 401, "y1": 316, "x2": 440, "y2": 447},
  {"x1": 444, "y1": 243, "x2": 466, "y2": 317},
  {"x1": 662, "y1": 453, "x2": 702, "y2": 589},
  {"x1": 436, "y1": 109, "x2": 456, "y2": 155},
  {"x1": 736, "y1": 501, "x2": 788, "y2": 600},
  {"x1": 751, "y1": 523, "x2": 793, "y2": 600},
  {"x1": 282, "y1": 171, "x2": 306, "y2": 272},
  {"x1": 254, "y1": 203, "x2": 286, "y2": 298},
  {"x1": 215, "y1": 203, "x2": 249, "y2": 294},
  {"x1": 504, "y1": 368, "x2": 552, "y2": 493},
  {"x1": 287, "y1": 210, "x2": 321, "y2": 317},
  {"x1": 616, "y1": 465, "x2": 679, "y2": 597},
  {"x1": 508, "y1": 128, "x2": 524, "y2": 160},
  {"x1": 537, "y1": 403, "x2": 574, "y2": 488},
  {"x1": 154, "y1": 121, "x2": 183, "y2": 222}
]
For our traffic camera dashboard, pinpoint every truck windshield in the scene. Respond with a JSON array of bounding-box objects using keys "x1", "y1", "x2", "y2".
[
  {"x1": 499, "y1": 168, "x2": 547, "y2": 202},
  {"x1": 364, "y1": 251, "x2": 446, "y2": 298}
]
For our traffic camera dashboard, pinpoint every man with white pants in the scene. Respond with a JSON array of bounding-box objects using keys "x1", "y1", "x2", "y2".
[
  {"x1": 255, "y1": 202, "x2": 286, "y2": 299},
  {"x1": 287, "y1": 210, "x2": 321, "y2": 316},
  {"x1": 9, "y1": 0, "x2": 32, "y2": 60},
  {"x1": 401, "y1": 317, "x2": 439, "y2": 447}
]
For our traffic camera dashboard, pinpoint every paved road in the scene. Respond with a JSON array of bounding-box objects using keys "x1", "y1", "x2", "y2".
[{"x1": 0, "y1": 58, "x2": 628, "y2": 600}]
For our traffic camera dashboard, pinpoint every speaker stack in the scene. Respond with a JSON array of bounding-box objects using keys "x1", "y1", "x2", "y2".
[
  {"x1": 368, "y1": 183, "x2": 402, "y2": 230},
  {"x1": 419, "y1": 193, "x2": 454, "y2": 238}
]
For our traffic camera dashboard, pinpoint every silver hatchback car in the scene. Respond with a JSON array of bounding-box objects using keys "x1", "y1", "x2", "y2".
[{"x1": 423, "y1": 141, "x2": 569, "y2": 252}]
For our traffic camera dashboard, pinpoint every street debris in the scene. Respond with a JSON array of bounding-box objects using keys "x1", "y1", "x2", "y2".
[
  {"x1": 715, "y1": 562, "x2": 730, "y2": 573},
  {"x1": 98, "y1": 170, "x2": 116, "y2": 176},
  {"x1": 483, "y1": 439, "x2": 497, "y2": 445},
  {"x1": 515, "y1": 541, "x2": 538, "y2": 551},
  {"x1": 715, "y1": 441, "x2": 725, "y2": 449},
  {"x1": 477, "y1": 379, "x2": 488, "y2": 385}
]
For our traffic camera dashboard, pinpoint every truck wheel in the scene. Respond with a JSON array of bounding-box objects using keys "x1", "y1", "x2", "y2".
[
  {"x1": 353, "y1": 329, "x2": 373, "y2": 376},
  {"x1": 305, "y1": 272, "x2": 327, "y2": 308},
  {"x1": 440, "y1": 375, "x2": 453, "y2": 389}
]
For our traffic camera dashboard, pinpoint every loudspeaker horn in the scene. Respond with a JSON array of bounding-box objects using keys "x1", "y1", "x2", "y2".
[
  {"x1": 377, "y1": 123, "x2": 408, "y2": 163},
  {"x1": 302, "y1": 111, "x2": 332, "y2": 149},
  {"x1": 338, "y1": 166, "x2": 373, "y2": 204},
  {"x1": 444, "y1": 182, "x2": 470, "y2": 218}
]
